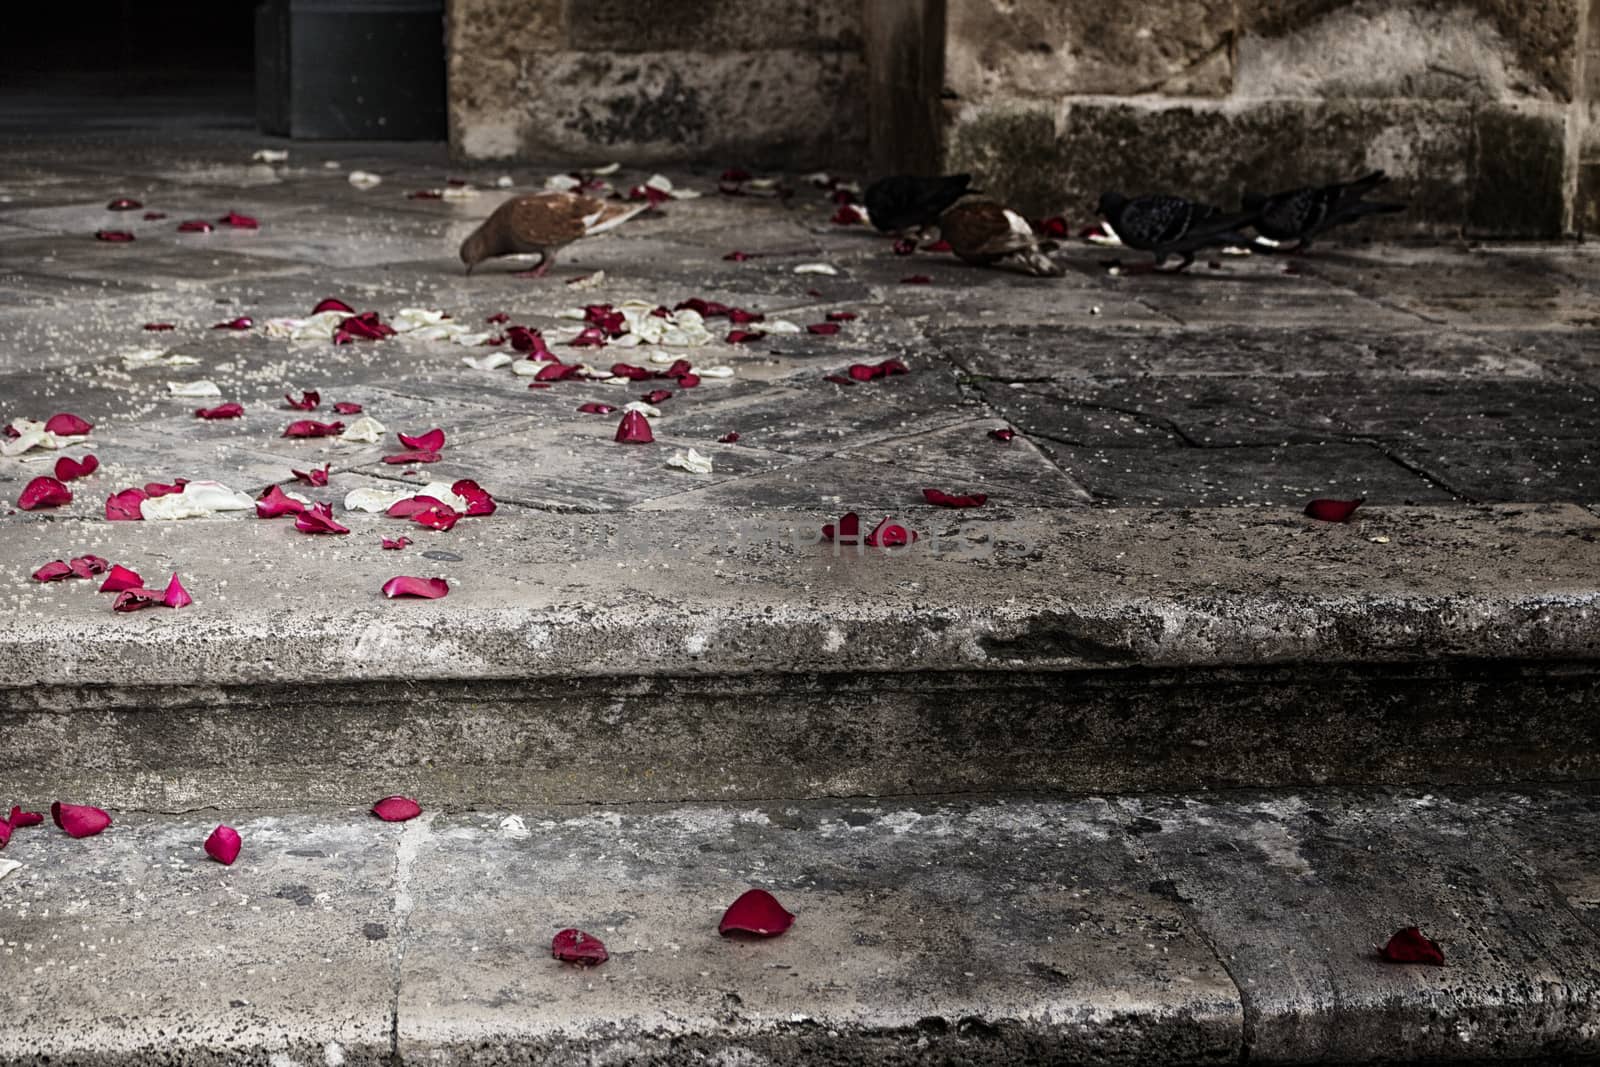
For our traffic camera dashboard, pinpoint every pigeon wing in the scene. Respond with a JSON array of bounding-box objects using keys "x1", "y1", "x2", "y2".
[{"x1": 505, "y1": 193, "x2": 594, "y2": 253}]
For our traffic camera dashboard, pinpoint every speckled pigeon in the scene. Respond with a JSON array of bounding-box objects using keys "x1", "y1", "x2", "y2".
[
  {"x1": 939, "y1": 194, "x2": 1062, "y2": 277},
  {"x1": 1242, "y1": 170, "x2": 1406, "y2": 252},
  {"x1": 864, "y1": 174, "x2": 974, "y2": 235},
  {"x1": 1096, "y1": 192, "x2": 1264, "y2": 272},
  {"x1": 459, "y1": 192, "x2": 647, "y2": 275}
]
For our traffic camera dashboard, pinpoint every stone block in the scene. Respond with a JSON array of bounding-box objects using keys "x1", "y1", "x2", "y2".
[
  {"x1": 946, "y1": 0, "x2": 1234, "y2": 100},
  {"x1": 1577, "y1": 162, "x2": 1600, "y2": 235},
  {"x1": 945, "y1": 98, "x2": 1475, "y2": 232},
  {"x1": 1239, "y1": 0, "x2": 1581, "y2": 102},
  {"x1": 454, "y1": 48, "x2": 866, "y2": 165},
  {"x1": 567, "y1": 0, "x2": 861, "y2": 53},
  {"x1": 1469, "y1": 103, "x2": 1567, "y2": 236}
]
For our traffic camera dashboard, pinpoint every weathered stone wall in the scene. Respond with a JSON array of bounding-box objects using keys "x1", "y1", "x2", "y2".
[
  {"x1": 942, "y1": 0, "x2": 1589, "y2": 236},
  {"x1": 447, "y1": 0, "x2": 866, "y2": 167}
]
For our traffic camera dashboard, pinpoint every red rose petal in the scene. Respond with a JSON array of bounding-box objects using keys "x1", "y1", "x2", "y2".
[
  {"x1": 220, "y1": 211, "x2": 259, "y2": 229},
  {"x1": 726, "y1": 329, "x2": 767, "y2": 344},
  {"x1": 283, "y1": 420, "x2": 345, "y2": 438},
  {"x1": 1033, "y1": 215, "x2": 1069, "y2": 239},
  {"x1": 382, "y1": 450, "x2": 442, "y2": 465},
  {"x1": 371, "y1": 795, "x2": 423, "y2": 821},
  {"x1": 727, "y1": 308, "x2": 765, "y2": 325},
  {"x1": 98, "y1": 564, "x2": 145, "y2": 593},
  {"x1": 143, "y1": 322, "x2": 176, "y2": 331},
  {"x1": 333, "y1": 401, "x2": 363, "y2": 415},
  {"x1": 826, "y1": 311, "x2": 858, "y2": 322},
  {"x1": 865, "y1": 517, "x2": 918, "y2": 548},
  {"x1": 720, "y1": 167, "x2": 752, "y2": 182},
  {"x1": 507, "y1": 326, "x2": 553, "y2": 357},
  {"x1": 381, "y1": 536, "x2": 412, "y2": 550},
  {"x1": 45, "y1": 412, "x2": 93, "y2": 436},
  {"x1": 1379, "y1": 926, "x2": 1445, "y2": 966},
  {"x1": 51, "y1": 801, "x2": 111, "y2": 838},
  {"x1": 144, "y1": 479, "x2": 188, "y2": 498},
  {"x1": 204, "y1": 824, "x2": 242, "y2": 865},
  {"x1": 32, "y1": 560, "x2": 73, "y2": 583},
  {"x1": 719, "y1": 888, "x2": 794, "y2": 937},
  {"x1": 451, "y1": 479, "x2": 496, "y2": 517},
  {"x1": 19, "y1": 476, "x2": 72, "y2": 511},
  {"x1": 807, "y1": 322, "x2": 841, "y2": 335},
  {"x1": 615, "y1": 410, "x2": 654, "y2": 444},
  {"x1": 642, "y1": 389, "x2": 673, "y2": 404},
  {"x1": 163, "y1": 573, "x2": 193, "y2": 609},
  {"x1": 107, "y1": 197, "x2": 142, "y2": 211},
  {"x1": 892, "y1": 238, "x2": 917, "y2": 255},
  {"x1": 398, "y1": 428, "x2": 446, "y2": 452},
  {"x1": 923, "y1": 488, "x2": 988, "y2": 508},
  {"x1": 567, "y1": 326, "x2": 609, "y2": 348},
  {"x1": 285, "y1": 390, "x2": 321, "y2": 411},
  {"x1": 578, "y1": 402, "x2": 617, "y2": 415},
  {"x1": 989, "y1": 428, "x2": 1016, "y2": 442},
  {"x1": 0, "y1": 820, "x2": 9, "y2": 850},
  {"x1": 382, "y1": 576, "x2": 450, "y2": 600},
  {"x1": 923, "y1": 239, "x2": 952, "y2": 252},
  {"x1": 900, "y1": 274, "x2": 932, "y2": 284},
  {"x1": 485, "y1": 311, "x2": 510, "y2": 324},
  {"x1": 9, "y1": 808, "x2": 44, "y2": 829},
  {"x1": 676, "y1": 373, "x2": 702, "y2": 389},
  {"x1": 178, "y1": 220, "x2": 215, "y2": 233},
  {"x1": 333, "y1": 312, "x2": 395, "y2": 343},
  {"x1": 675, "y1": 298, "x2": 732, "y2": 318},
  {"x1": 408, "y1": 189, "x2": 443, "y2": 200},
  {"x1": 212, "y1": 316, "x2": 253, "y2": 330},
  {"x1": 1305, "y1": 498, "x2": 1364, "y2": 522},
  {"x1": 291, "y1": 465, "x2": 331, "y2": 487},
  {"x1": 723, "y1": 250, "x2": 753, "y2": 261},
  {"x1": 609, "y1": 363, "x2": 652, "y2": 381},
  {"x1": 105, "y1": 487, "x2": 148, "y2": 521},
  {"x1": 194, "y1": 403, "x2": 245, "y2": 420},
  {"x1": 831, "y1": 204, "x2": 865, "y2": 226},
  {"x1": 385, "y1": 496, "x2": 445, "y2": 519},
  {"x1": 113, "y1": 587, "x2": 164, "y2": 612},
  {"x1": 719, "y1": 432, "x2": 740, "y2": 443},
  {"x1": 96, "y1": 230, "x2": 135, "y2": 242},
  {"x1": 551, "y1": 928, "x2": 609, "y2": 965},
  {"x1": 69, "y1": 555, "x2": 111, "y2": 578},
  {"x1": 256, "y1": 485, "x2": 306, "y2": 519},
  {"x1": 294, "y1": 501, "x2": 350, "y2": 535},
  {"x1": 312, "y1": 297, "x2": 356, "y2": 314},
  {"x1": 410, "y1": 505, "x2": 460, "y2": 531},
  {"x1": 54, "y1": 454, "x2": 99, "y2": 481},
  {"x1": 663, "y1": 358, "x2": 694, "y2": 378},
  {"x1": 821, "y1": 512, "x2": 860, "y2": 542},
  {"x1": 142, "y1": 211, "x2": 167, "y2": 221}
]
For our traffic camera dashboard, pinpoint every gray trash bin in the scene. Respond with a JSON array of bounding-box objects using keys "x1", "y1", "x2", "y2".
[{"x1": 256, "y1": 0, "x2": 445, "y2": 139}]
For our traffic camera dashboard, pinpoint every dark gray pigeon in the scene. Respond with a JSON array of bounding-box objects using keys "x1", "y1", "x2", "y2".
[
  {"x1": 1242, "y1": 170, "x2": 1406, "y2": 251},
  {"x1": 1096, "y1": 192, "x2": 1259, "y2": 271},
  {"x1": 864, "y1": 174, "x2": 974, "y2": 234}
]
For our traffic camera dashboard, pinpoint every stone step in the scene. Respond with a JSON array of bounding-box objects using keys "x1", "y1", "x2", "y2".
[
  {"x1": 3, "y1": 789, "x2": 1599, "y2": 1065},
  {"x1": 4, "y1": 506, "x2": 1600, "y2": 808}
]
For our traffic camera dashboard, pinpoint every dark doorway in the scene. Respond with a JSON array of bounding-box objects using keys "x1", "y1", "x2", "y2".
[{"x1": 0, "y1": 0, "x2": 256, "y2": 133}]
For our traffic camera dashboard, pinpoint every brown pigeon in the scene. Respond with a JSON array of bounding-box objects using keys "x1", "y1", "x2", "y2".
[
  {"x1": 938, "y1": 195, "x2": 1062, "y2": 277},
  {"x1": 458, "y1": 192, "x2": 648, "y2": 275}
]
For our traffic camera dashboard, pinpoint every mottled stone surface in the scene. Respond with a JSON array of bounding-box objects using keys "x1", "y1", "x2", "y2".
[
  {"x1": 4, "y1": 791, "x2": 1600, "y2": 1063},
  {"x1": 947, "y1": 98, "x2": 1481, "y2": 230},
  {"x1": 946, "y1": 0, "x2": 1235, "y2": 99},
  {"x1": 447, "y1": 0, "x2": 865, "y2": 166}
]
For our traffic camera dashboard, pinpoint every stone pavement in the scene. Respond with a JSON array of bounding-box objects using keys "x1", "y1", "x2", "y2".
[
  {"x1": 4, "y1": 789, "x2": 1600, "y2": 1066},
  {"x1": 3, "y1": 136, "x2": 1600, "y2": 1063}
]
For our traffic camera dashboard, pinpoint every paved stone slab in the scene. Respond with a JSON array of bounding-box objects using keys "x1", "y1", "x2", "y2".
[
  {"x1": 1128, "y1": 791, "x2": 1600, "y2": 1063},
  {"x1": 4, "y1": 791, "x2": 1599, "y2": 1064},
  {"x1": 0, "y1": 814, "x2": 397, "y2": 1065}
]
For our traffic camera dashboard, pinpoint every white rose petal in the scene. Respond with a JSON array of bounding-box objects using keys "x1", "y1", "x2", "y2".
[
  {"x1": 463, "y1": 352, "x2": 514, "y2": 371},
  {"x1": 495, "y1": 175, "x2": 514, "y2": 189},
  {"x1": 253, "y1": 149, "x2": 289, "y2": 163},
  {"x1": 695, "y1": 365, "x2": 735, "y2": 378},
  {"x1": 666, "y1": 448, "x2": 713, "y2": 475},
  {"x1": 140, "y1": 480, "x2": 254, "y2": 520},
  {"x1": 338, "y1": 416, "x2": 387, "y2": 443},
  {"x1": 543, "y1": 174, "x2": 581, "y2": 192},
  {"x1": 167, "y1": 380, "x2": 222, "y2": 397},
  {"x1": 794, "y1": 263, "x2": 839, "y2": 275},
  {"x1": 348, "y1": 170, "x2": 382, "y2": 189},
  {"x1": 0, "y1": 858, "x2": 21, "y2": 883},
  {"x1": 588, "y1": 162, "x2": 621, "y2": 176},
  {"x1": 623, "y1": 401, "x2": 661, "y2": 418}
]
